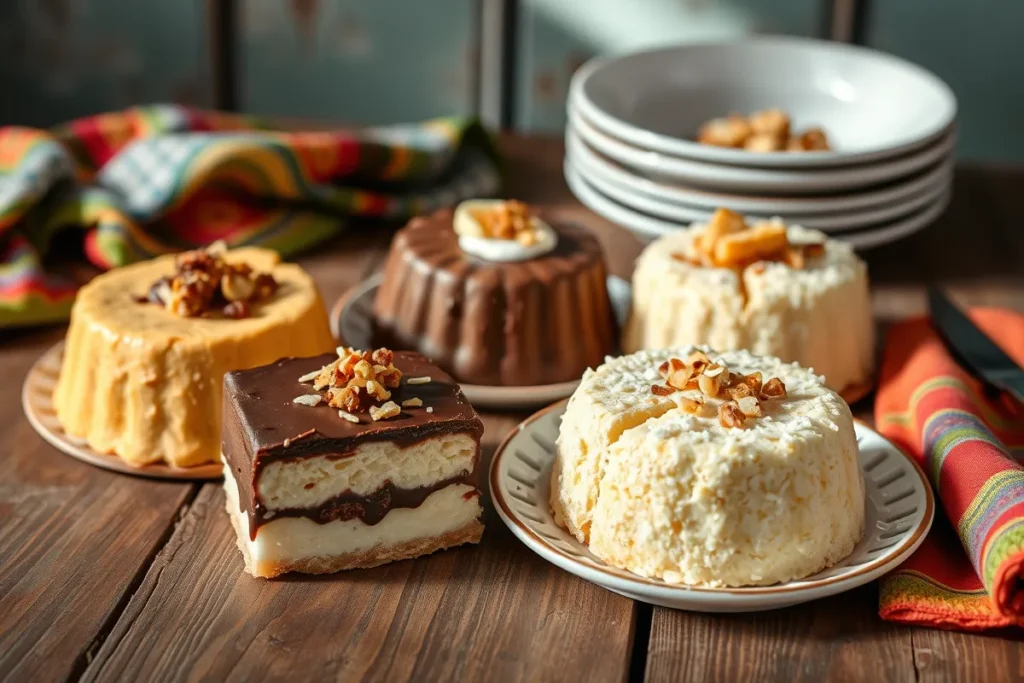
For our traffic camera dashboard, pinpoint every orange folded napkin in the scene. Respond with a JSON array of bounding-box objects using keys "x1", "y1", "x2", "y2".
[{"x1": 876, "y1": 308, "x2": 1024, "y2": 631}]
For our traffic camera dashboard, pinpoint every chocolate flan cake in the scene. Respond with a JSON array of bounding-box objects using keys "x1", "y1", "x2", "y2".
[{"x1": 372, "y1": 200, "x2": 618, "y2": 386}]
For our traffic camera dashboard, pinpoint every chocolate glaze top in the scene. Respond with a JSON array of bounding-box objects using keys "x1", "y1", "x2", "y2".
[{"x1": 222, "y1": 351, "x2": 484, "y2": 519}]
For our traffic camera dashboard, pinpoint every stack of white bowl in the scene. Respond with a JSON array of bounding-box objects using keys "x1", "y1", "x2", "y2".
[{"x1": 565, "y1": 37, "x2": 958, "y2": 249}]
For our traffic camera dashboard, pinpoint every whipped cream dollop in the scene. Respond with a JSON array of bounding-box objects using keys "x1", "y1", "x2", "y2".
[{"x1": 453, "y1": 199, "x2": 558, "y2": 262}]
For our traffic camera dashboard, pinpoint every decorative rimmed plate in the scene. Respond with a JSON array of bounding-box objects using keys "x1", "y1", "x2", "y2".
[
  {"x1": 569, "y1": 133, "x2": 949, "y2": 232},
  {"x1": 330, "y1": 274, "x2": 633, "y2": 410},
  {"x1": 22, "y1": 341, "x2": 223, "y2": 480},
  {"x1": 565, "y1": 160, "x2": 951, "y2": 250},
  {"x1": 567, "y1": 128, "x2": 954, "y2": 223},
  {"x1": 490, "y1": 400, "x2": 934, "y2": 612},
  {"x1": 570, "y1": 107, "x2": 956, "y2": 195}
]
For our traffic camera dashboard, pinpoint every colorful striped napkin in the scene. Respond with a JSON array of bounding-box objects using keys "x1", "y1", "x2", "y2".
[
  {"x1": 0, "y1": 105, "x2": 500, "y2": 328},
  {"x1": 876, "y1": 309, "x2": 1024, "y2": 630}
]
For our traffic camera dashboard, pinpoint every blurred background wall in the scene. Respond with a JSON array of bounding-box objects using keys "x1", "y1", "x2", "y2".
[{"x1": 1, "y1": 0, "x2": 1021, "y2": 163}]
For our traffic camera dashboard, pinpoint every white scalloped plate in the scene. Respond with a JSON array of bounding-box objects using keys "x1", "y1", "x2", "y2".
[
  {"x1": 330, "y1": 274, "x2": 633, "y2": 411},
  {"x1": 491, "y1": 400, "x2": 934, "y2": 612},
  {"x1": 22, "y1": 341, "x2": 223, "y2": 480}
]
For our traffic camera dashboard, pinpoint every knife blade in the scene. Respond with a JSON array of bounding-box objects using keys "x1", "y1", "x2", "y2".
[{"x1": 928, "y1": 288, "x2": 1024, "y2": 404}]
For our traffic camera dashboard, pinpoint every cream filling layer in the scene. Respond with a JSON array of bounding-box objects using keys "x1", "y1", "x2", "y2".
[
  {"x1": 225, "y1": 466, "x2": 481, "y2": 566},
  {"x1": 257, "y1": 433, "x2": 477, "y2": 511}
]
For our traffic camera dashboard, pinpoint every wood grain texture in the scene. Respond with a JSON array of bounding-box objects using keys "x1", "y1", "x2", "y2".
[
  {"x1": 81, "y1": 413, "x2": 637, "y2": 683},
  {"x1": 0, "y1": 327, "x2": 196, "y2": 683},
  {"x1": 910, "y1": 627, "x2": 1024, "y2": 682},
  {"x1": 645, "y1": 586, "x2": 916, "y2": 683}
]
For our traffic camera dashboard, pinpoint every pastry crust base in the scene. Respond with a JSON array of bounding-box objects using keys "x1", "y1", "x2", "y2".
[{"x1": 226, "y1": 495, "x2": 483, "y2": 579}]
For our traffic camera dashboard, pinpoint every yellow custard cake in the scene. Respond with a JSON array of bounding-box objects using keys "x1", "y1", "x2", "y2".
[
  {"x1": 622, "y1": 208, "x2": 874, "y2": 393},
  {"x1": 551, "y1": 346, "x2": 865, "y2": 587},
  {"x1": 53, "y1": 243, "x2": 334, "y2": 468}
]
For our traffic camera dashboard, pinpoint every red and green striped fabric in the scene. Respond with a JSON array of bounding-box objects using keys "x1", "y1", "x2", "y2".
[
  {"x1": 0, "y1": 106, "x2": 500, "y2": 328},
  {"x1": 876, "y1": 309, "x2": 1024, "y2": 631}
]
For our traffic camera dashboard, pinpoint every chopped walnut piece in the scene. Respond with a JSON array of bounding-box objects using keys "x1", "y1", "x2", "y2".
[
  {"x1": 761, "y1": 377, "x2": 787, "y2": 399},
  {"x1": 402, "y1": 397, "x2": 423, "y2": 408},
  {"x1": 744, "y1": 133, "x2": 784, "y2": 153},
  {"x1": 222, "y1": 300, "x2": 250, "y2": 319},
  {"x1": 736, "y1": 395, "x2": 763, "y2": 417},
  {"x1": 728, "y1": 382, "x2": 754, "y2": 400},
  {"x1": 666, "y1": 368, "x2": 695, "y2": 391},
  {"x1": 221, "y1": 272, "x2": 255, "y2": 302},
  {"x1": 741, "y1": 371, "x2": 763, "y2": 395},
  {"x1": 651, "y1": 384, "x2": 677, "y2": 396},
  {"x1": 328, "y1": 386, "x2": 364, "y2": 413},
  {"x1": 697, "y1": 116, "x2": 752, "y2": 148},
  {"x1": 686, "y1": 350, "x2": 710, "y2": 370},
  {"x1": 703, "y1": 363, "x2": 727, "y2": 379},
  {"x1": 802, "y1": 243, "x2": 826, "y2": 259},
  {"x1": 719, "y1": 401, "x2": 746, "y2": 428},
  {"x1": 371, "y1": 348, "x2": 394, "y2": 366},
  {"x1": 748, "y1": 108, "x2": 791, "y2": 139},
  {"x1": 698, "y1": 373, "x2": 722, "y2": 398},
  {"x1": 713, "y1": 222, "x2": 789, "y2": 267},
  {"x1": 369, "y1": 401, "x2": 401, "y2": 421},
  {"x1": 464, "y1": 200, "x2": 542, "y2": 245},
  {"x1": 700, "y1": 208, "x2": 747, "y2": 255},
  {"x1": 678, "y1": 394, "x2": 705, "y2": 415}
]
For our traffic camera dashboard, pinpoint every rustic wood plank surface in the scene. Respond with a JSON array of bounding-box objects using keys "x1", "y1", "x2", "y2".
[
  {"x1": 0, "y1": 328, "x2": 196, "y2": 683},
  {"x1": 1, "y1": 135, "x2": 1021, "y2": 683}
]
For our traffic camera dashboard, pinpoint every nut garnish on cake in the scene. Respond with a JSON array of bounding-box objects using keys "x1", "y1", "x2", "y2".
[
  {"x1": 294, "y1": 346, "x2": 417, "y2": 420},
  {"x1": 675, "y1": 208, "x2": 825, "y2": 271},
  {"x1": 452, "y1": 199, "x2": 558, "y2": 262},
  {"x1": 136, "y1": 241, "x2": 278, "y2": 319},
  {"x1": 697, "y1": 109, "x2": 831, "y2": 153},
  {"x1": 650, "y1": 350, "x2": 788, "y2": 428}
]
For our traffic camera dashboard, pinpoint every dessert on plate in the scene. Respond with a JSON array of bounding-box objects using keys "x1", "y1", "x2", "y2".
[
  {"x1": 622, "y1": 208, "x2": 874, "y2": 393},
  {"x1": 697, "y1": 108, "x2": 831, "y2": 152},
  {"x1": 551, "y1": 346, "x2": 864, "y2": 587},
  {"x1": 222, "y1": 346, "x2": 485, "y2": 578},
  {"x1": 372, "y1": 199, "x2": 618, "y2": 386},
  {"x1": 53, "y1": 242, "x2": 334, "y2": 468}
]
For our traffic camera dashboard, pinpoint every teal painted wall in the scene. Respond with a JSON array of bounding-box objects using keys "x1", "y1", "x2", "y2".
[{"x1": 0, "y1": 0, "x2": 209, "y2": 126}]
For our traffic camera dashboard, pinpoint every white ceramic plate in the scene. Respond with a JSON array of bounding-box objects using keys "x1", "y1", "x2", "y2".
[
  {"x1": 565, "y1": 160, "x2": 951, "y2": 250},
  {"x1": 329, "y1": 274, "x2": 633, "y2": 411},
  {"x1": 22, "y1": 341, "x2": 223, "y2": 480},
  {"x1": 568, "y1": 138, "x2": 950, "y2": 232},
  {"x1": 572, "y1": 37, "x2": 956, "y2": 168},
  {"x1": 567, "y1": 127, "x2": 955, "y2": 217},
  {"x1": 491, "y1": 400, "x2": 935, "y2": 612},
  {"x1": 571, "y1": 107, "x2": 956, "y2": 195}
]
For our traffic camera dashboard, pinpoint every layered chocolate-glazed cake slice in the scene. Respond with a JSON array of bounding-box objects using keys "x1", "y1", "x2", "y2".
[
  {"x1": 222, "y1": 347, "x2": 484, "y2": 578},
  {"x1": 373, "y1": 200, "x2": 618, "y2": 386}
]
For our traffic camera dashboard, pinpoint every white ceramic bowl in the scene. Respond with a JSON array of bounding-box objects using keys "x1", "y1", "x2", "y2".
[
  {"x1": 572, "y1": 37, "x2": 957, "y2": 169},
  {"x1": 571, "y1": 106, "x2": 956, "y2": 194},
  {"x1": 566, "y1": 127, "x2": 955, "y2": 216},
  {"x1": 567, "y1": 133, "x2": 951, "y2": 231},
  {"x1": 564, "y1": 160, "x2": 950, "y2": 249}
]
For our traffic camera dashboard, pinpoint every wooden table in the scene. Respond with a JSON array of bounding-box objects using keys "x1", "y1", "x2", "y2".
[{"x1": 2, "y1": 137, "x2": 1022, "y2": 683}]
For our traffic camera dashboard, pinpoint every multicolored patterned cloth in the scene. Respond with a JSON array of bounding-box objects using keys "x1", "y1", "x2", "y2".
[
  {"x1": 876, "y1": 309, "x2": 1024, "y2": 631},
  {"x1": 0, "y1": 105, "x2": 500, "y2": 328}
]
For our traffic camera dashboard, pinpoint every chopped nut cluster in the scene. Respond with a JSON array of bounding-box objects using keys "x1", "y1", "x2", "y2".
[
  {"x1": 292, "y1": 348, "x2": 432, "y2": 421},
  {"x1": 136, "y1": 241, "x2": 278, "y2": 319},
  {"x1": 650, "y1": 350, "x2": 788, "y2": 429},
  {"x1": 674, "y1": 208, "x2": 826, "y2": 271},
  {"x1": 697, "y1": 109, "x2": 831, "y2": 153},
  {"x1": 459, "y1": 200, "x2": 542, "y2": 247}
]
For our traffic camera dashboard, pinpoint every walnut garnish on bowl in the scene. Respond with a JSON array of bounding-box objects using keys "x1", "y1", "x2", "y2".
[
  {"x1": 651, "y1": 351, "x2": 788, "y2": 429},
  {"x1": 294, "y1": 347, "x2": 421, "y2": 421},
  {"x1": 673, "y1": 208, "x2": 826, "y2": 273},
  {"x1": 135, "y1": 241, "x2": 278, "y2": 319},
  {"x1": 697, "y1": 109, "x2": 831, "y2": 153}
]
